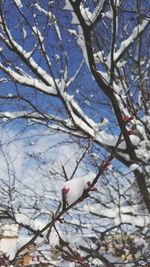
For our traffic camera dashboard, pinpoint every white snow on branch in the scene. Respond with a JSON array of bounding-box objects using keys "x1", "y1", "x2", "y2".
[
  {"x1": 130, "y1": 163, "x2": 141, "y2": 172},
  {"x1": 67, "y1": 29, "x2": 78, "y2": 38},
  {"x1": 89, "y1": 205, "x2": 150, "y2": 228},
  {"x1": 32, "y1": 26, "x2": 44, "y2": 42},
  {"x1": 59, "y1": 92, "x2": 126, "y2": 150},
  {"x1": 95, "y1": 131, "x2": 126, "y2": 149},
  {"x1": 118, "y1": 213, "x2": 150, "y2": 228},
  {"x1": 90, "y1": 0, "x2": 106, "y2": 23},
  {"x1": 77, "y1": 29, "x2": 90, "y2": 68},
  {"x1": 13, "y1": 0, "x2": 23, "y2": 8},
  {"x1": 0, "y1": 65, "x2": 57, "y2": 95},
  {"x1": 0, "y1": 111, "x2": 30, "y2": 120},
  {"x1": 47, "y1": 122, "x2": 126, "y2": 153},
  {"x1": 34, "y1": 3, "x2": 53, "y2": 19},
  {"x1": 80, "y1": 0, "x2": 106, "y2": 26},
  {"x1": 0, "y1": 26, "x2": 56, "y2": 88},
  {"x1": 113, "y1": 19, "x2": 149, "y2": 63},
  {"x1": 32, "y1": 26, "x2": 52, "y2": 67},
  {"x1": 102, "y1": 11, "x2": 113, "y2": 19},
  {"x1": 62, "y1": 172, "x2": 96, "y2": 206},
  {"x1": 80, "y1": 4, "x2": 92, "y2": 24},
  {"x1": 94, "y1": 51, "x2": 105, "y2": 64},
  {"x1": 64, "y1": 1, "x2": 90, "y2": 69},
  {"x1": 34, "y1": 3, "x2": 62, "y2": 41},
  {"x1": 59, "y1": 66, "x2": 68, "y2": 93},
  {"x1": 22, "y1": 27, "x2": 27, "y2": 39},
  {"x1": 66, "y1": 59, "x2": 84, "y2": 88},
  {"x1": 0, "y1": 111, "x2": 62, "y2": 122}
]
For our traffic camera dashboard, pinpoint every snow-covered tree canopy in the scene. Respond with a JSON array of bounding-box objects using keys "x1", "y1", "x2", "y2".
[{"x1": 0, "y1": 0, "x2": 150, "y2": 266}]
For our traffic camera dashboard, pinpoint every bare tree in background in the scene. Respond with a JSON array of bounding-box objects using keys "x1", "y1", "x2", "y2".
[{"x1": 0, "y1": 0, "x2": 150, "y2": 266}]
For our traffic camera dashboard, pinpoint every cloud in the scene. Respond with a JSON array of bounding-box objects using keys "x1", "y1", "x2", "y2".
[{"x1": 0, "y1": 123, "x2": 86, "y2": 213}]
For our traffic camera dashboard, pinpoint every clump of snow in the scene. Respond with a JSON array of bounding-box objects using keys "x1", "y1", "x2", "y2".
[
  {"x1": 8, "y1": 93, "x2": 13, "y2": 97},
  {"x1": 48, "y1": 227, "x2": 60, "y2": 247},
  {"x1": 130, "y1": 135, "x2": 140, "y2": 146},
  {"x1": 94, "y1": 51, "x2": 104, "y2": 63},
  {"x1": 15, "y1": 213, "x2": 32, "y2": 226},
  {"x1": 14, "y1": 0, "x2": 23, "y2": 8},
  {"x1": 68, "y1": 29, "x2": 77, "y2": 36},
  {"x1": 91, "y1": 153, "x2": 99, "y2": 159},
  {"x1": 80, "y1": 4, "x2": 92, "y2": 23},
  {"x1": 62, "y1": 172, "x2": 96, "y2": 206},
  {"x1": 22, "y1": 27, "x2": 27, "y2": 39},
  {"x1": 102, "y1": 11, "x2": 113, "y2": 19},
  {"x1": 95, "y1": 131, "x2": 126, "y2": 150},
  {"x1": 0, "y1": 78, "x2": 7, "y2": 83},
  {"x1": 116, "y1": 60, "x2": 126, "y2": 68},
  {"x1": 91, "y1": 258, "x2": 102, "y2": 265},
  {"x1": 130, "y1": 163, "x2": 140, "y2": 171}
]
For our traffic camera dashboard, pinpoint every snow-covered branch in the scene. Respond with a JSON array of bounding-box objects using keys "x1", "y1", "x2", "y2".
[
  {"x1": 0, "y1": 64, "x2": 57, "y2": 96},
  {"x1": 112, "y1": 19, "x2": 149, "y2": 64}
]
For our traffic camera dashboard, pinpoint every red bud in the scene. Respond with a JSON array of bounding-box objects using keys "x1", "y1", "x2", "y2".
[
  {"x1": 91, "y1": 187, "x2": 97, "y2": 192},
  {"x1": 87, "y1": 181, "x2": 91, "y2": 187},
  {"x1": 128, "y1": 130, "x2": 133, "y2": 135},
  {"x1": 101, "y1": 160, "x2": 105, "y2": 167},
  {"x1": 121, "y1": 115, "x2": 134, "y2": 122},
  {"x1": 129, "y1": 115, "x2": 134, "y2": 121},
  {"x1": 78, "y1": 256, "x2": 84, "y2": 262},
  {"x1": 121, "y1": 115, "x2": 129, "y2": 122},
  {"x1": 135, "y1": 108, "x2": 139, "y2": 114},
  {"x1": 105, "y1": 160, "x2": 111, "y2": 167},
  {"x1": 59, "y1": 217, "x2": 64, "y2": 223},
  {"x1": 101, "y1": 160, "x2": 111, "y2": 169},
  {"x1": 62, "y1": 186, "x2": 69, "y2": 194}
]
